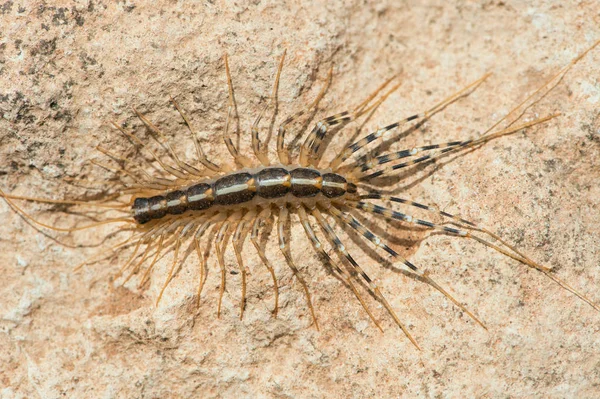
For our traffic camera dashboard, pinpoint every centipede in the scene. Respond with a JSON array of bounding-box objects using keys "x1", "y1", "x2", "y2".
[{"x1": 2, "y1": 41, "x2": 599, "y2": 350}]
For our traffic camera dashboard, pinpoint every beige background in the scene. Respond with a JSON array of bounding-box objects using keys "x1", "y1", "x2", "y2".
[{"x1": 1, "y1": 1, "x2": 599, "y2": 398}]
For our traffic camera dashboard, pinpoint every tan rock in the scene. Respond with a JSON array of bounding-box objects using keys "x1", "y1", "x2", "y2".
[{"x1": 1, "y1": 1, "x2": 599, "y2": 397}]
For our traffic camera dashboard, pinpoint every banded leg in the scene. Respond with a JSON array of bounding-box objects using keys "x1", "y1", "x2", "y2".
[
  {"x1": 252, "y1": 51, "x2": 286, "y2": 166},
  {"x1": 358, "y1": 114, "x2": 558, "y2": 181},
  {"x1": 310, "y1": 206, "x2": 420, "y2": 349},
  {"x1": 277, "y1": 206, "x2": 320, "y2": 330},
  {"x1": 327, "y1": 204, "x2": 486, "y2": 328},
  {"x1": 223, "y1": 54, "x2": 254, "y2": 168},
  {"x1": 299, "y1": 76, "x2": 400, "y2": 167},
  {"x1": 232, "y1": 210, "x2": 258, "y2": 319},
  {"x1": 278, "y1": 66, "x2": 332, "y2": 165},
  {"x1": 330, "y1": 73, "x2": 491, "y2": 170},
  {"x1": 355, "y1": 194, "x2": 600, "y2": 311},
  {"x1": 296, "y1": 205, "x2": 383, "y2": 332},
  {"x1": 251, "y1": 207, "x2": 280, "y2": 317},
  {"x1": 350, "y1": 139, "x2": 471, "y2": 177},
  {"x1": 171, "y1": 96, "x2": 223, "y2": 173}
]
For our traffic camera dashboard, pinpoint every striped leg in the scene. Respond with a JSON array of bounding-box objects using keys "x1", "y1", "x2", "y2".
[
  {"x1": 310, "y1": 206, "x2": 421, "y2": 349},
  {"x1": 296, "y1": 205, "x2": 383, "y2": 332},
  {"x1": 299, "y1": 76, "x2": 400, "y2": 167},
  {"x1": 277, "y1": 206, "x2": 320, "y2": 330},
  {"x1": 251, "y1": 207, "x2": 280, "y2": 317},
  {"x1": 350, "y1": 139, "x2": 471, "y2": 177},
  {"x1": 327, "y1": 204, "x2": 486, "y2": 329},
  {"x1": 350, "y1": 198, "x2": 600, "y2": 311},
  {"x1": 223, "y1": 54, "x2": 254, "y2": 168},
  {"x1": 232, "y1": 210, "x2": 257, "y2": 319},
  {"x1": 329, "y1": 73, "x2": 491, "y2": 170},
  {"x1": 251, "y1": 51, "x2": 286, "y2": 166},
  {"x1": 277, "y1": 66, "x2": 332, "y2": 165},
  {"x1": 171, "y1": 96, "x2": 223, "y2": 173},
  {"x1": 358, "y1": 114, "x2": 558, "y2": 181}
]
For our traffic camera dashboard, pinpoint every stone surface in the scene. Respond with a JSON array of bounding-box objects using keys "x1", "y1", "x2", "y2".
[{"x1": 1, "y1": 1, "x2": 599, "y2": 398}]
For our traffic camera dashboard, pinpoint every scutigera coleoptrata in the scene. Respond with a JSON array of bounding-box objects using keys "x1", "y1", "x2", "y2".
[
  {"x1": 2, "y1": 3, "x2": 600, "y2": 397},
  {"x1": 2, "y1": 38, "x2": 599, "y2": 351}
]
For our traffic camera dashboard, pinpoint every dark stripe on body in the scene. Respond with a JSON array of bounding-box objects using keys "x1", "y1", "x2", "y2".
[{"x1": 132, "y1": 167, "x2": 352, "y2": 224}]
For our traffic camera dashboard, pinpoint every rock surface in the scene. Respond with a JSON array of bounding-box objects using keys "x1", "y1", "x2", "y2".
[{"x1": 1, "y1": 1, "x2": 599, "y2": 398}]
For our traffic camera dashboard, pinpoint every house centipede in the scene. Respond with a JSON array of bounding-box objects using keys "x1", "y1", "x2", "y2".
[{"x1": 2, "y1": 42, "x2": 599, "y2": 350}]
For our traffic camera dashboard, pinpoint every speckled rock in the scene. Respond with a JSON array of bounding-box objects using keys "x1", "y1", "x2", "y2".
[{"x1": 1, "y1": 1, "x2": 599, "y2": 398}]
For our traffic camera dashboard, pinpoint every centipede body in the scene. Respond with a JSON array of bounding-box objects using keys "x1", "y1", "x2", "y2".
[{"x1": 2, "y1": 41, "x2": 599, "y2": 350}]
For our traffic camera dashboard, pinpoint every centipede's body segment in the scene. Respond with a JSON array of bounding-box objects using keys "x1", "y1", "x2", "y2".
[{"x1": 132, "y1": 167, "x2": 358, "y2": 225}]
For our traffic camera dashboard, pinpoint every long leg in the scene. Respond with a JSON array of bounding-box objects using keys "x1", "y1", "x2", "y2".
[
  {"x1": 171, "y1": 96, "x2": 222, "y2": 173},
  {"x1": 0, "y1": 187, "x2": 134, "y2": 233},
  {"x1": 350, "y1": 198, "x2": 600, "y2": 311},
  {"x1": 194, "y1": 237, "x2": 208, "y2": 308},
  {"x1": 329, "y1": 73, "x2": 491, "y2": 170},
  {"x1": 250, "y1": 207, "x2": 280, "y2": 317},
  {"x1": 299, "y1": 76, "x2": 400, "y2": 167},
  {"x1": 349, "y1": 39, "x2": 600, "y2": 177},
  {"x1": 192, "y1": 212, "x2": 221, "y2": 307},
  {"x1": 132, "y1": 107, "x2": 203, "y2": 177},
  {"x1": 310, "y1": 206, "x2": 420, "y2": 349},
  {"x1": 155, "y1": 225, "x2": 185, "y2": 306},
  {"x1": 223, "y1": 54, "x2": 254, "y2": 168},
  {"x1": 73, "y1": 232, "x2": 144, "y2": 272},
  {"x1": 277, "y1": 205, "x2": 320, "y2": 330},
  {"x1": 327, "y1": 204, "x2": 486, "y2": 328},
  {"x1": 232, "y1": 210, "x2": 257, "y2": 319},
  {"x1": 251, "y1": 51, "x2": 286, "y2": 166},
  {"x1": 95, "y1": 145, "x2": 177, "y2": 189},
  {"x1": 296, "y1": 205, "x2": 383, "y2": 332},
  {"x1": 349, "y1": 138, "x2": 470, "y2": 176},
  {"x1": 358, "y1": 114, "x2": 558, "y2": 181},
  {"x1": 277, "y1": 66, "x2": 332, "y2": 165},
  {"x1": 148, "y1": 217, "x2": 200, "y2": 304},
  {"x1": 214, "y1": 212, "x2": 239, "y2": 318},
  {"x1": 111, "y1": 122, "x2": 191, "y2": 180},
  {"x1": 482, "y1": 38, "x2": 600, "y2": 137}
]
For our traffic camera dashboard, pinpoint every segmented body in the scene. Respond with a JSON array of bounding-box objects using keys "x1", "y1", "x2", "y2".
[
  {"x1": 2, "y1": 43, "x2": 599, "y2": 349},
  {"x1": 132, "y1": 167, "x2": 357, "y2": 225}
]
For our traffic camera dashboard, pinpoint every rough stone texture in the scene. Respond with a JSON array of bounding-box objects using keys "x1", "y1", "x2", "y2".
[{"x1": 1, "y1": 1, "x2": 599, "y2": 398}]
